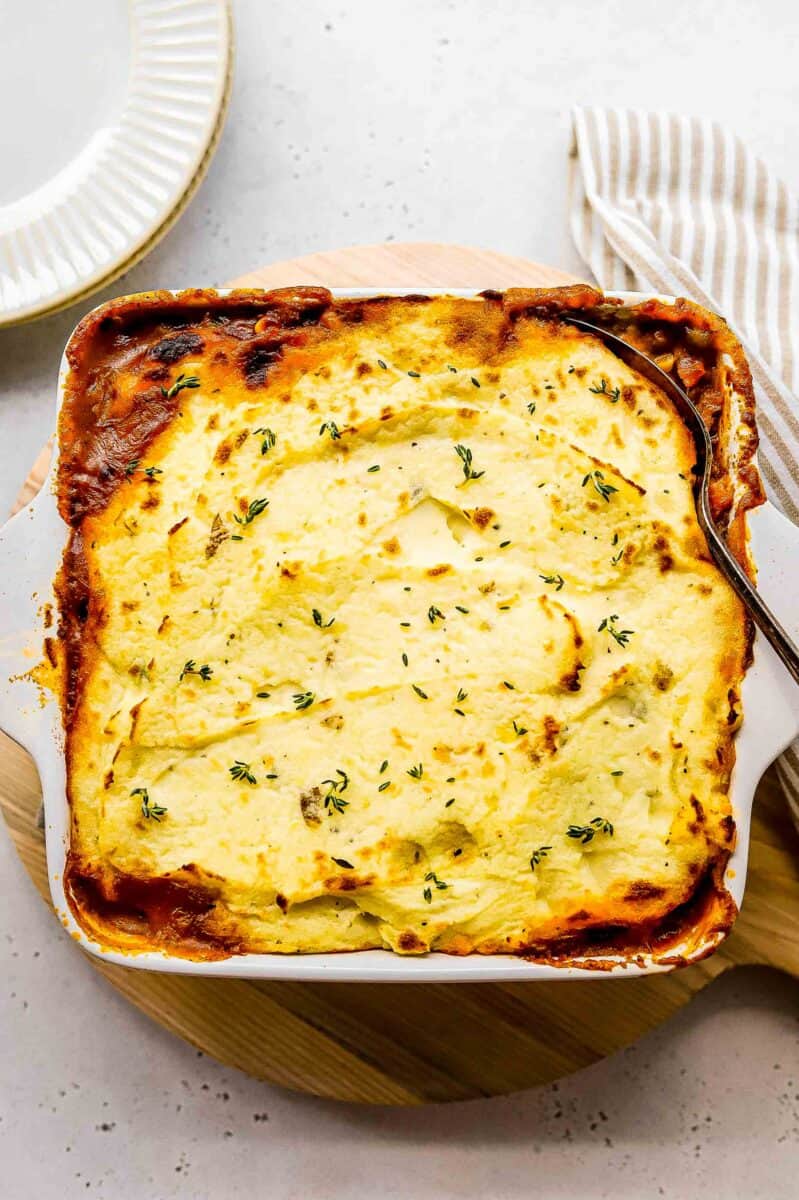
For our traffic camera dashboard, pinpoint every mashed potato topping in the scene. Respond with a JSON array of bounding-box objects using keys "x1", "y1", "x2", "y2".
[{"x1": 56, "y1": 289, "x2": 755, "y2": 960}]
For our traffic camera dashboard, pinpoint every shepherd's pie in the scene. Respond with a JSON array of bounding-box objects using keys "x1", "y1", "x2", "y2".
[{"x1": 48, "y1": 286, "x2": 763, "y2": 962}]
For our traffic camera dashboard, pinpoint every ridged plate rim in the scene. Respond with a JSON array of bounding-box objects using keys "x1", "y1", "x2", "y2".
[{"x1": 0, "y1": 0, "x2": 233, "y2": 327}]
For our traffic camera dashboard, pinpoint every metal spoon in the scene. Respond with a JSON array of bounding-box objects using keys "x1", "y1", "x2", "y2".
[{"x1": 565, "y1": 316, "x2": 799, "y2": 687}]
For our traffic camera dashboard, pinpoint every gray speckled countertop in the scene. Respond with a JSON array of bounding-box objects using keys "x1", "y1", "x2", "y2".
[{"x1": 1, "y1": 2, "x2": 798, "y2": 1195}]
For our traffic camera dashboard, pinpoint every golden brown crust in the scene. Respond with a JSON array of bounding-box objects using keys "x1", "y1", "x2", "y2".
[{"x1": 55, "y1": 286, "x2": 762, "y2": 965}]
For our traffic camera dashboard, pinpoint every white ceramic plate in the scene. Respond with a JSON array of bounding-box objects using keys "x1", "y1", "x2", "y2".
[
  {"x1": 0, "y1": 0, "x2": 232, "y2": 326},
  {"x1": 1, "y1": 288, "x2": 798, "y2": 982}
]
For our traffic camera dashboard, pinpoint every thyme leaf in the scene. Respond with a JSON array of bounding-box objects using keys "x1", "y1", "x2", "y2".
[
  {"x1": 253, "y1": 426, "x2": 276, "y2": 455},
  {"x1": 582, "y1": 470, "x2": 618, "y2": 502},
  {"x1": 597, "y1": 615, "x2": 634, "y2": 646},
  {"x1": 132, "y1": 787, "x2": 167, "y2": 822},
  {"x1": 322, "y1": 769, "x2": 349, "y2": 814},
  {"x1": 179, "y1": 660, "x2": 213, "y2": 682},
  {"x1": 424, "y1": 871, "x2": 449, "y2": 890},
  {"x1": 566, "y1": 817, "x2": 614, "y2": 844},
  {"x1": 539, "y1": 572, "x2": 565, "y2": 591},
  {"x1": 454, "y1": 443, "x2": 484, "y2": 481},
  {"x1": 530, "y1": 845, "x2": 552, "y2": 870},
  {"x1": 589, "y1": 378, "x2": 621, "y2": 403},
  {"x1": 229, "y1": 761, "x2": 257, "y2": 785},
  {"x1": 161, "y1": 373, "x2": 200, "y2": 400},
  {"x1": 233, "y1": 497, "x2": 269, "y2": 526}
]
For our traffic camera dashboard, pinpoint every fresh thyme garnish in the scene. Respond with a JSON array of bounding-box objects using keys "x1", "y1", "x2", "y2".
[
  {"x1": 378, "y1": 780, "x2": 391, "y2": 792},
  {"x1": 407, "y1": 763, "x2": 424, "y2": 779},
  {"x1": 512, "y1": 719, "x2": 528, "y2": 736},
  {"x1": 425, "y1": 871, "x2": 449, "y2": 890},
  {"x1": 598, "y1": 615, "x2": 634, "y2": 646},
  {"x1": 454, "y1": 443, "x2": 484, "y2": 481},
  {"x1": 312, "y1": 608, "x2": 335, "y2": 628},
  {"x1": 530, "y1": 845, "x2": 552, "y2": 870},
  {"x1": 253, "y1": 427, "x2": 276, "y2": 455},
  {"x1": 455, "y1": 605, "x2": 469, "y2": 614},
  {"x1": 407, "y1": 370, "x2": 421, "y2": 378},
  {"x1": 132, "y1": 787, "x2": 167, "y2": 822},
  {"x1": 499, "y1": 540, "x2": 511, "y2": 549},
  {"x1": 411, "y1": 684, "x2": 429, "y2": 700},
  {"x1": 611, "y1": 548, "x2": 624, "y2": 565},
  {"x1": 456, "y1": 688, "x2": 468, "y2": 703},
  {"x1": 423, "y1": 887, "x2": 432, "y2": 903},
  {"x1": 447, "y1": 364, "x2": 457, "y2": 373},
  {"x1": 319, "y1": 420, "x2": 341, "y2": 440},
  {"x1": 471, "y1": 377, "x2": 480, "y2": 388},
  {"x1": 293, "y1": 691, "x2": 315, "y2": 710},
  {"x1": 527, "y1": 401, "x2": 537, "y2": 415},
  {"x1": 378, "y1": 359, "x2": 388, "y2": 370},
  {"x1": 322, "y1": 769, "x2": 349, "y2": 814},
  {"x1": 124, "y1": 459, "x2": 162, "y2": 479},
  {"x1": 229, "y1": 761, "x2": 257, "y2": 785},
  {"x1": 379, "y1": 760, "x2": 389, "y2": 773},
  {"x1": 502, "y1": 680, "x2": 516, "y2": 690},
  {"x1": 428, "y1": 605, "x2": 445, "y2": 624},
  {"x1": 610, "y1": 770, "x2": 624, "y2": 776},
  {"x1": 367, "y1": 464, "x2": 381, "y2": 472},
  {"x1": 233, "y1": 497, "x2": 269, "y2": 526},
  {"x1": 402, "y1": 652, "x2": 409, "y2": 667},
  {"x1": 589, "y1": 378, "x2": 621, "y2": 402},
  {"x1": 539, "y1": 572, "x2": 565, "y2": 591},
  {"x1": 582, "y1": 470, "x2": 618, "y2": 502},
  {"x1": 445, "y1": 797, "x2": 455, "y2": 807},
  {"x1": 256, "y1": 690, "x2": 271, "y2": 699},
  {"x1": 161, "y1": 373, "x2": 200, "y2": 400},
  {"x1": 566, "y1": 817, "x2": 614, "y2": 843},
  {"x1": 179, "y1": 660, "x2": 213, "y2": 682},
  {"x1": 331, "y1": 857, "x2": 354, "y2": 869}
]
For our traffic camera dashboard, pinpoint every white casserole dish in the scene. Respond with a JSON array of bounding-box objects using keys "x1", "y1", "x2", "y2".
[{"x1": 1, "y1": 287, "x2": 798, "y2": 982}]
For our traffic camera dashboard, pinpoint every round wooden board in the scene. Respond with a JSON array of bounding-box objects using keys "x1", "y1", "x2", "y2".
[{"x1": 3, "y1": 242, "x2": 798, "y2": 1106}]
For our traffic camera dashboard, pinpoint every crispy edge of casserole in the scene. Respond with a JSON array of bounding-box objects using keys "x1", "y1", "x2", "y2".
[{"x1": 46, "y1": 284, "x2": 765, "y2": 966}]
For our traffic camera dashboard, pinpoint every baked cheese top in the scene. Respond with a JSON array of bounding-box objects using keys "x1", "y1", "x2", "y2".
[{"x1": 60, "y1": 291, "x2": 749, "y2": 958}]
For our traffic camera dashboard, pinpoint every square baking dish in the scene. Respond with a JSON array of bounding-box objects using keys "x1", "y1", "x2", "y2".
[{"x1": 1, "y1": 287, "x2": 797, "y2": 982}]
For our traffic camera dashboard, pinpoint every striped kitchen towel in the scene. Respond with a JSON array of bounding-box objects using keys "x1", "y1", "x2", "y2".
[{"x1": 569, "y1": 106, "x2": 799, "y2": 823}]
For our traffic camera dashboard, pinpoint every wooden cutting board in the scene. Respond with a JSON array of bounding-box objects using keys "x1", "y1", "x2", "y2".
[{"x1": 2, "y1": 242, "x2": 797, "y2": 1106}]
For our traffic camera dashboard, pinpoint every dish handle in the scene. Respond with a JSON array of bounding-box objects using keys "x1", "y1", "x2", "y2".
[
  {"x1": 748, "y1": 503, "x2": 799, "y2": 648},
  {"x1": 0, "y1": 483, "x2": 63, "y2": 753},
  {"x1": 741, "y1": 502, "x2": 799, "y2": 772}
]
